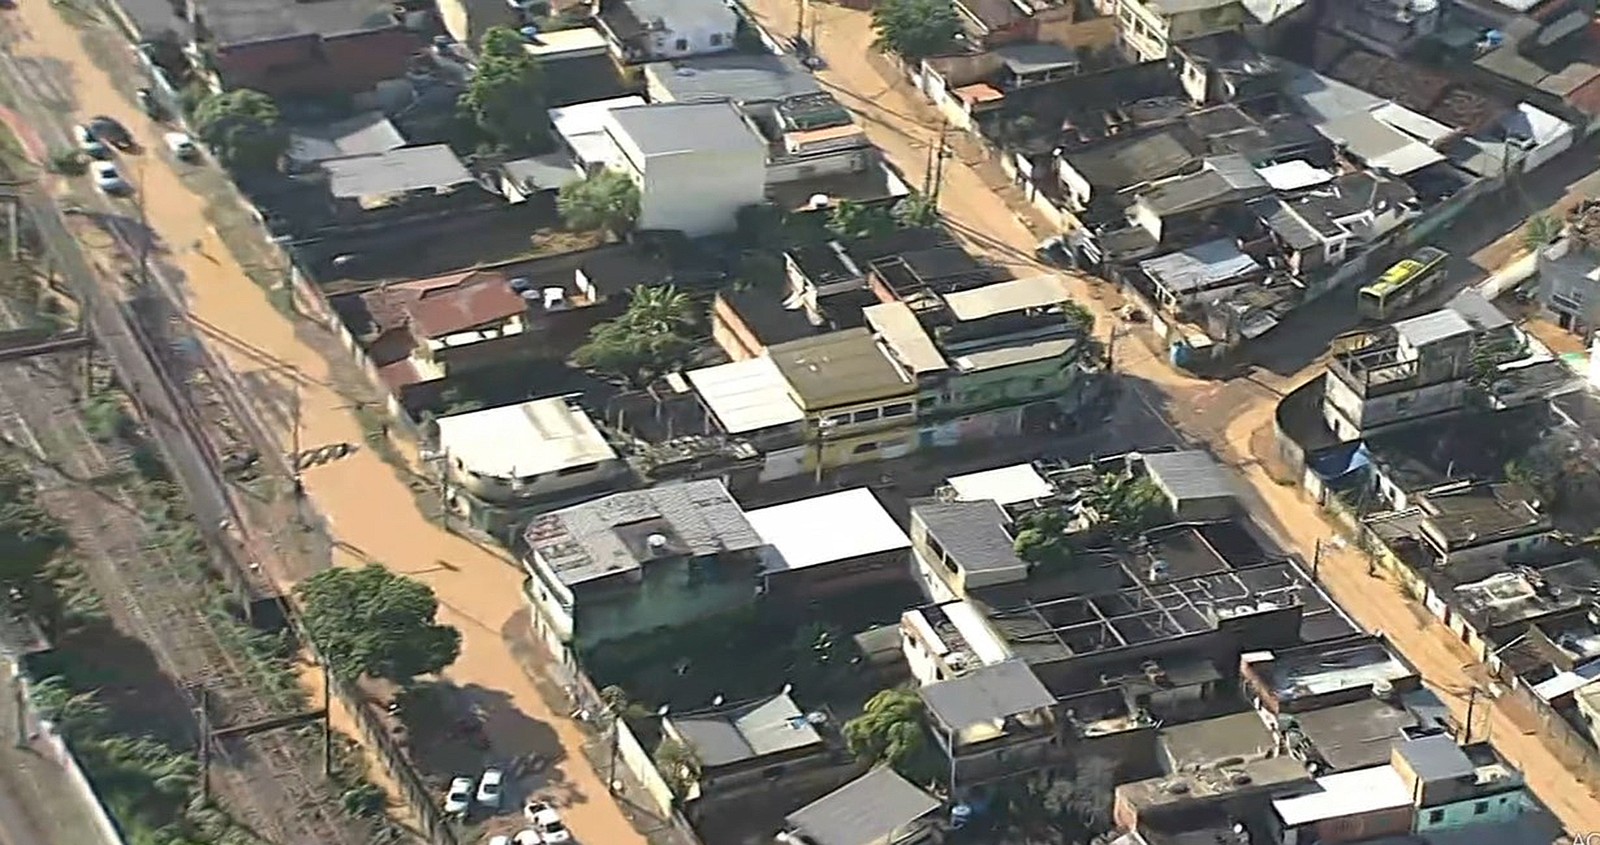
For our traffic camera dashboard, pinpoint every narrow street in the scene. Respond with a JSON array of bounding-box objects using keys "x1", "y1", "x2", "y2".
[
  {"x1": 740, "y1": 0, "x2": 1600, "y2": 831},
  {"x1": 0, "y1": 5, "x2": 647, "y2": 844}
]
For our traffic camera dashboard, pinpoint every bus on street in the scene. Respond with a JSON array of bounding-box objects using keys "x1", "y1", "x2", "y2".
[{"x1": 1358, "y1": 246, "x2": 1449, "y2": 321}]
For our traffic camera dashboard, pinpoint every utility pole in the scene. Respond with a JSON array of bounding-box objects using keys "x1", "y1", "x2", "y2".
[
  {"x1": 290, "y1": 371, "x2": 303, "y2": 496},
  {"x1": 11, "y1": 661, "x2": 26, "y2": 750},
  {"x1": 1463, "y1": 687, "x2": 1479, "y2": 744},
  {"x1": 794, "y1": 0, "x2": 806, "y2": 45},
  {"x1": 8, "y1": 198, "x2": 18, "y2": 260},
  {"x1": 929, "y1": 121, "x2": 951, "y2": 214},
  {"x1": 1311, "y1": 537, "x2": 1325, "y2": 580},
  {"x1": 136, "y1": 159, "x2": 150, "y2": 288},
  {"x1": 197, "y1": 685, "x2": 211, "y2": 802},
  {"x1": 321, "y1": 661, "x2": 333, "y2": 777}
]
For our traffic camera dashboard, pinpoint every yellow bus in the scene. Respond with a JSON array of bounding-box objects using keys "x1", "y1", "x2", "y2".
[{"x1": 1358, "y1": 246, "x2": 1449, "y2": 321}]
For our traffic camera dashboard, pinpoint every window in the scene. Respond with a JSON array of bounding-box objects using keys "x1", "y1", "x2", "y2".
[
  {"x1": 852, "y1": 408, "x2": 880, "y2": 424},
  {"x1": 674, "y1": 38, "x2": 688, "y2": 51},
  {"x1": 1427, "y1": 810, "x2": 1445, "y2": 824},
  {"x1": 824, "y1": 413, "x2": 851, "y2": 428},
  {"x1": 883, "y1": 402, "x2": 913, "y2": 418},
  {"x1": 1474, "y1": 801, "x2": 1488, "y2": 815},
  {"x1": 852, "y1": 441, "x2": 879, "y2": 455},
  {"x1": 709, "y1": 33, "x2": 723, "y2": 46}
]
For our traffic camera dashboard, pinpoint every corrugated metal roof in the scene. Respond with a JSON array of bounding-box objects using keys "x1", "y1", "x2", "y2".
[
  {"x1": 1139, "y1": 239, "x2": 1262, "y2": 295},
  {"x1": 784, "y1": 768, "x2": 940, "y2": 845},
  {"x1": 864, "y1": 301, "x2": 947, "y2": 375},
  {"x1": 1142, "y1": 450, "x2": 1235, "y2": 502},
  {"x1": 1395, "y1": 308, "x2": 1474, "y2": 348},
  {"x1": 321, "y1": 145, "x2": 472, "y2": 199},
  {"x1": 920, "y1": 659, "x2": 1054, "y2": 731}
]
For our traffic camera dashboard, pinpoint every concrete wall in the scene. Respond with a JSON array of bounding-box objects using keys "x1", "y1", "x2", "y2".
[
  {"x1": 636, "y1": 145, "x2": 767, "y2": 236},
  {"x1": 1414, "y1": 791, "x2": 1528, "y2": 832}
]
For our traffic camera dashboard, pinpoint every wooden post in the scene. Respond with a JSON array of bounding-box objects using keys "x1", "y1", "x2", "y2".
[
  {"x1": 322, "y1": 661, "x2": 332, "y2": 777},
  {"x1": 197, "y1": 686, "x2": 211, "y2": 802}
]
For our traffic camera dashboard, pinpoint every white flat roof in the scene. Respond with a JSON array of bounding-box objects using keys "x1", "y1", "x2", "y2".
[
  {"x1": 687, "y1": 356, "x2": 805, "y2": 434},
  {"x1": 522, "y1": 27, "x2": 609, "y2": 58},
  {"x1": 550, "y1": 96, "x2": 647, "y2": 139},
  {"x1": 943, "y1": 275, "x2": 1071, "y2": 322},
  {"x1": 943, "y1": 600, "x2": 1012, "y2": 666},
  {"x1": 436, "y1": 397, "x2": 615, "y2": 480},
  {"x1": 864, "y1": 301, "x2": 947, "y2": 375},
  {"x1": 1272, "y1": 765, "x2": 1411, "y2": 827},
  {"x1": 746, "y1": 488, "x2": 910, "y2": 571},
  {"x1": 946, "y1": 464, "x2": 1055, "y2": 506}
]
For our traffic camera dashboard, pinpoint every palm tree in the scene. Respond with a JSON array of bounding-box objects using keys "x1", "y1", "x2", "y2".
[
  {"x1": 1522, "y1": 213, "x2": 1562, "y2": 252},
  {"x1": 624, "y1": 286, "x2": 693, "y2": 335}
]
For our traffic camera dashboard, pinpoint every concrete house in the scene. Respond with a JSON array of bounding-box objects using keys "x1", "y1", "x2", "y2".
[
  {"x1": 1114, "y1": 0, "x2": 1249, "y2": 63},
  {"x1": 596, "y1": 0, "x2": 738, "y2": 63},
  {"x1": 188, "y1": 0, "x2": 420, "y2": 96},
  {"x1": 601, "y1": 102, "x2": 767, "y2": 236}
]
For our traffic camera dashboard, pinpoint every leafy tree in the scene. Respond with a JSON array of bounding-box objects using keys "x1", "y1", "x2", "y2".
[
  {"x1": 558, "y1": 169, "x2": 641, "y2": 238},
  {"x1": 192, "y1": 89, "x2": 287, "y2": 171},
  {"x1": 827, "y1": 199, "x2": 896, "y2": 240},
  {"x1": 1522, "y1": 212, "x2": 1562, "y2": 252},
  {"x1": 1088, "y1": 474, "x2": 1171, "y2": 539},
  {"x1": 0, "y1": 455, "x2": 67, "y2": 614},
  {"x1": 571, "y1": 285, "x2": 697, "y2": 388},
  {"x1": 1012, "y1": 508, "x2": 1072, "y2": 575},
  {"x1": 459, "y1": 32, "x2": 550, "y2": 153},
  {"x1": 295, "y1": 564, "x2": 462, "y2": 684},
  {"x1": 871, "y1": 0, "x2": 964, "y2": 60},
  {"x1": 843, "y1": 687, "x2": 927, "y2": 773},
  {"x1": 29, "y1": 675, "x2": 109, "y2": 736},
  {"x1": 1061, "y1": 301, "x2": 1094, "y2": 336},
  {"x1": 893, "y1": 195, "x2": 940, "y2": 228}
]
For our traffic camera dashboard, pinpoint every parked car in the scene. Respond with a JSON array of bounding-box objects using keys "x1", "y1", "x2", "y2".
[
  {"x1": 488, "y1": 837, "x2": 511, "y2": 845},
  {"x1": 511, "y1": 830, "x2": 540, "y2": 845},
  {"x1": 91, "y1": 161, "x2": 129, "y2": 195},
  {"x1": 87, "y1": 115, "x2": 133, "y2": 150},
  {"x1": 74, "y1": 124, "x2": 107, "y2": 159},
  {"x1": 444, "y1": 776, "x2": 474, "y2": 816},
  {"x1": 524, "y1": 800, "x2": 571, "y2": 843},
  {"x1": 164, "y1": 132, "x2": 198, "y2": 161},
  {"x1": 476, "y1": 767, "x2": 504, "y2": 809}
]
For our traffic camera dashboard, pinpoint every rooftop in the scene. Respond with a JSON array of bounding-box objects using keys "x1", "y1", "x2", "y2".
[
  {"x1": 995, "y1": 42, "x2": 1079, "y2": 76},
  {"x1": 520, "y1": 26, "x2": 610, "y2": 59},
  {"x1": 745, "y1": 488, "x2": 910, "y2": 572},
  {"x1": 718, "y1": 287, "x2": 818, "y2": 348},
  {"x1": 1395, "y1": 734, "x2": 1475, "y2": 783},
  {"x1": 1271, "y1": 764, "x2": 1412, "y2": 826},
  {"x1": 1250, "y1": 637, "x2": 1414, "y2": 708},
  {"x1": 783, "y1": 767, "x2": 940, "y2": 845},
  {"x1": 1142, "y1": 450, "x2": 1235, "y2": 503},
  {"x1": 321, "y1": 145, "x2": 473, "y2": 200},
  {"x1": 436, "y1": 398, "x2": 615, "y2": 481},
  {"x1": 607, "y1": 101, "x2": 763, "y2": 159},
  {"x1": 1119, "y1": 756, "x2": 1312, "y2": 813},
  {"x1": 1416, "y1": 482, "x2": 1549, "y2": 551},
  {"x1": 358, "y1": 269, "x2": 524, "y2": 340},
  {"x1": 197, "y1": 0, "x2": 396, "y2": 46},
  {"x1": 1060, "y1": 127, "x2": 1201, "y2": 194},
  {"x1": 602, "y1": 0, "x2": 734, "y2": 41},
  {"x1": 524, "y1": 480, "x2": 763, "y2": 586},
  {"x1": 789, "y1": 241, "x2": 864, "y2": 287},
  {"x1": 687, "y1": 357, "x2": 806, "y2": 435},
  {"x1": 1135, "y1": 155, "x2": 1270, "y2": 217},
  {"x1": 919, "y1": 659, "x2": 1055, "y2": 738},
  {"x1": 1291, "y1": 697, "x2": 1428, "y2": 772},
  {"x1": 645, "y1": 52, "x2": 820, "y2": 104},
  {"x1": 1159, "y1": 711, "x2": 1275, "y2": 770},
  {"x1": 1449, "y1": 557, "x2": 1600, "y2": 631},
  {"x1": 945, "y1": 464, "x2": 1056, "y2": 507},
  {"x1": 1395, "y1": 309, "x2": 1476, "y2": 349},
  {"x1": 665, "y1": 693, "x2": 823, "y2": 769},
  {"x1": 768, "y1": 328, "x2": 911, "y2": 411},
  {"x1": 1139, "y1": 239, "x2": 1263, "y2": 296},
  {"x1": 943, "y1": 275, "x2": 1073, "y2": 321},
  {"x1": 911, "y1": 498, "x2": 1028, "y2": 576},
  {"x1": 286, "y1": 112, "x2": 404, "y2": 166},
  {"x1": 863, "y1": 301, "x2": 948, "y2": 375}
]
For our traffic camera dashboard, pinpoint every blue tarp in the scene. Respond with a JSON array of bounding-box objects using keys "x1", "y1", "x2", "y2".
[{"x1": 1309, "y1": 442, "x2": 1371, "y2": 482}]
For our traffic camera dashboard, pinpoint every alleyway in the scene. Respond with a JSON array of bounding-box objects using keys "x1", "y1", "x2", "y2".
[
  {"x1": 0, "y1": 4, "x2": 645, "y2": 843},
  {"x1": 740, "y1": 0, "x2": 1600, "y2": 830}
]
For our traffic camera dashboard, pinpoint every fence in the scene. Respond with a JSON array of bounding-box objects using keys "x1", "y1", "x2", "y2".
[{"x1": 8, "y1": 660, "x2": 128, "y2": 845}]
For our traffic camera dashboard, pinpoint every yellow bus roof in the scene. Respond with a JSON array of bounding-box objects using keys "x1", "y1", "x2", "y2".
[{"x1": 1361, "y1": 252, "x2": 1444, "y2": 298}]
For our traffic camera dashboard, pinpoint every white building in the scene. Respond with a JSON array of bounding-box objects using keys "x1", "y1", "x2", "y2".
[
  {"x1": 596, "y1": 0, "x2": 739, "y2": 63},
  {"x1": 601, "y1": 101, "x2": 767, "y2": 236},
  {"x1": 437, "y1": 397, "x2": 627, "y2": 509}
]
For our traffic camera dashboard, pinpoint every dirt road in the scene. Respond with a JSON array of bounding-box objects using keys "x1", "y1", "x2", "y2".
[
  {"x1": 0, "y1": 5, "x2": 644, "y2": 843},
  {"x1": 741, "y1": 0, "x2": 1600, "y2": 830}
]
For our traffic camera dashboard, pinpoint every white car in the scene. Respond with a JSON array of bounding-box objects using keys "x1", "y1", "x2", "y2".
[
  {"x1": 443, "y1": 776, "x2": 474, "y2": 816},
  {"x1": 488, "y1": 837, "x2": 511, "y2": 845},
  {"x1": 163, "y1": 131, "x2": 198, "y2": 162},
  {"x1": 524, "y1": 800, "x2": 571, "y2": 843},
  {"x1": 511, "y1": 829, "x2": 542, "y2": 845},
  {"x1": 91, "y1": 161, "x2": 129, "y2": 195},
  {"x1": 74, "y1": 124, "x2": 107, "y2": 159},
  {"x1": 476, "y1": 767, "x2": 504, "y2": 809}
]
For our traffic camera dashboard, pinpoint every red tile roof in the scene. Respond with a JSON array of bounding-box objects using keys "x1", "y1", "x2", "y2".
[{"x1": 360, "y1": 269, "x2": 525, "y2": 340}]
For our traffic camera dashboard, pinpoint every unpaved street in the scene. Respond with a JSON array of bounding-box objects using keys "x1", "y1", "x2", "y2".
[
  {"x1": 740, "y1": 0, "x2": 1600, "y2": 830},
  {"x1": 0, "y1": 4, "x2": 645, "y2": 843}
]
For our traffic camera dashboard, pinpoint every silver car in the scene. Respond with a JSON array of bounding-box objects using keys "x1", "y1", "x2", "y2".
[{"x1": 91, "y1": 161, "x2": 129, "y2": 195}]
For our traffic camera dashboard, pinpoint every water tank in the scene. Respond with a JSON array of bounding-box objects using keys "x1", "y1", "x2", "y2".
[
  {"x1": 647, "y1": 533, "x2": 669, "y2": 551},
  {"x1": 950, "y1": 805, "x2": 973, "y2": 829},
  {"x1": 1371, "y1": 679, "x2": 1395, "y2": 699}
]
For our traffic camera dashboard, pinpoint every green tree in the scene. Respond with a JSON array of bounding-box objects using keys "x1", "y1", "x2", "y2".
[
  {"x1": 192, "y1": 89, "x2": 287, "y2": 171},
  {"x1": 893, "y1": 194, "x2": 940, "y2": 228},
  {"x1": 557, "y1": 169, "x2": 641, "y2": 238},
  {"x1": 295, "y1": 564, "x2": 462, "y2": 684},
  {"x1": 1011, "y1": 508, "x2": 1072, "y2": 575},
  {"x1": 1522, "y1": 212, "x2": 1563, "y2": 252},
  {"x1": 1089, "y1": 474, "x2": 1171, "y2": 539},
  {"x1": 0, "y1": 455, "x2": 67, "y2": 612},
  {"x1": 871, "y1": 0, "x2": 963, "y2": 60},
  {"x1": 655, "y1": 738, "x2": 702, "y2": 798},
  {"x1": 572, "y1": 285, "x2": 697, "y2": 388},
  {"x1": 459, "y1": 33, "x2": 550, "y2": 153},
  {"x1": 29, "y1": 675, "x2": 109, "y2": 736},
  {"x1": 843, "y1": 687, "x2": 927, "y2": 772},
  {"x1": 827, "y1": 199, "x2": 896, "y2": 240}
]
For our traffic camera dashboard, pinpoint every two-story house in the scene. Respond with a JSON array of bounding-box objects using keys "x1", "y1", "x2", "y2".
[
  {"x1": 521, "y1": 480, "x2": 766, "y2": 668},
  {"x1": 188, "y1": 0, "x2": 420, "y2": 96},
  {"x1": 1249, "y1": 170, "x2": 1419, "y2": 284},
  {"x1": 1537, "y1": 223, "x2": 1600, "y2": 339},
  {"x1": 1396, "y1": 738, "x2": 1532, "y2": 834},
  {"x1": 600, "y1": 101, "x2": 768, "y2": 236},
  {"x1": 1126, "y1": 155, "x2": 1271, "y2": 247},
  {"x1": 1321, "y1": 301, "x2": 1518, "y2": 441},
  {"x1": 595, "y1": 0, "x2": 739, "y2": 63},
  {"x1": 920, "y1": 659, "x2": 1058, "y2": 788},
  {"x1": 437, "y1": 396, "x2": 631, "y2": 530},
  {"x1": 768, "y1": 328, "x2": 919, "y2": 470},
  {"x1": 1114, "y1": 0, "x2": 1248, "y2": 63}
]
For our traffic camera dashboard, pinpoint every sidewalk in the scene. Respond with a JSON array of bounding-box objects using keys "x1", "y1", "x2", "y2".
[{"x1": 0, "y1": 3, "x2": 645, "y2": 843}]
